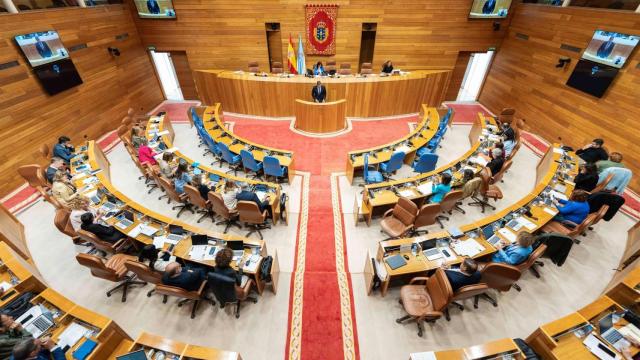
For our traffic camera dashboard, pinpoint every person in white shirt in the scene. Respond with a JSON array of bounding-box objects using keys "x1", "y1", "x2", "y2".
[
  {"x1": 68, "y1": 197, "x2": 98, "y2": 232},
  {"x1": 157, "y1": 152, "x2": 176, "y2": 178},
  {"x1": 222, "y1": 181, "x2": 241, "y2": 211},
  {"x1": 138, "y1": 244, "x2": 175, "y2": 272}
]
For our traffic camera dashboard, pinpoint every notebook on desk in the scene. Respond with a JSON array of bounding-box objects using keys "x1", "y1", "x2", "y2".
[{"x1": 385, "y1": 254, "x2": 407, "y2": 270}]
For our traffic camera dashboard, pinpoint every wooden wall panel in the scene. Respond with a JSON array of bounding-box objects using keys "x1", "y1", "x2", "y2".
[
  {"x1": 479, "y1": 4, "x2": 640, "y2": 191},
  {"x1": 445, "y1": 51, "x2": 472, "y2": 101},
  {"x1": 0, "y1": 5, "x2": 163, "y2": 197},
  {"x1": 131, "y1": 0, "x2": 511, "y2": 73},
  {"x1": 170, "y1": 51, "x2": 198, "y2": 100}
]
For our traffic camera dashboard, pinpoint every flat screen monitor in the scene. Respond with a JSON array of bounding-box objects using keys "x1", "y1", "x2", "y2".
[
  {"x1": 15, "y1": 30, "x2": 70, "y2": 68},
  {"x1": 33, "y1": 58, "x2": 83, "y2": 96},
  {"x1": 566, "y1": 59, "x2": 618, "y2": 98},
  {"x1": 469, "y1": 0, "x2": 513, "y2": 19},
  {"x1": 582, "y1": 30, "x2": 639, "y2": 69},
  {"x1": 134, "y1": 0, "x2": 176, "y2": 18}
]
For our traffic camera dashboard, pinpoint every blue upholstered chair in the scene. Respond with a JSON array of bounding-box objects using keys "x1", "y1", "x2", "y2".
[
  {"x1": 379, "y1": 151, "x2": 405, "y2": 180},
  {"x1": 218, "y1": 142, "x2": 242, "y2": 175},
  {"x1": 413, "y1": 153, "x2": 439, "y2": 174},
  {"x1": 264, "y1": 156, "x2": 287, "y2": 183},
  {"x1": 240, "y1": 149, "x2": 263, "y2": 179},
  {"x1": 363, "y1": 153, "x2": 383, "y2": 185}
]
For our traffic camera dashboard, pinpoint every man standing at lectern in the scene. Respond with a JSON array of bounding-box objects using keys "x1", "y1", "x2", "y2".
[{"x1": 311, "y1": 81, "x2": 327, "y2": 103}]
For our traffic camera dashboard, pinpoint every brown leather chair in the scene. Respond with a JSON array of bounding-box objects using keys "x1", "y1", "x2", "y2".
[
  {"x1": 18, "y1": 164, "x2": 50, "y2": 190},
  {"x1": 468, "y1": 168, "x2": 503, "y2": 213},
  {"x1": 591, "y1": 173, "x2": 614, "y2": 194},
  {"x1": 124, "y1": 260, "x2": 163, "y2": 297},
  {"x1": 482, "y1": 262, "x2": 522, "y2": 298},
  {"x1": 155, "y1": 280, "x2": 209, "y2": 319},
  {"x1": 36, "y1": 186, "x2": 63, "y2": 209},
  {"x1": 436, "y1": 190, "x2": 465, "y2": 228},
  {"x1": 156, "y1": 177, "x2": 195, "y2": 217},
  {"x1": 141, "y1": 163, "x2": 159, "y2": 194},
  {"x1": 271, "y1": 62, "x2": 284, "y2": 74},
  {"x1": 540, "y1": 212, "x2": 598, "y2": 244},
  {"x1": 53, "y1": 208, "x2": 84, "y2": 245},
  {"x1": 121, "y1": 116, "x2": 133, "y2": 128},
  {"x1": 39, "y1": 143, "x2": 50, "y2": 161},
  {"x1": 76, "y1": 253, "x2": 146, "y2": 302},
  {"x1": 248, "y1": 61, "x2": 260, "y2": 73},
  {"x1": 361, "y1": 62, "x2": 372, "y2": 69},
  {"x1": 512, "y1": 244, "x2": 547, "y2": 291},
  {"x1": 237, "y1": 201, "x2": 271, "y2": 240},
  {"x1": 145, "y1": 166, "x2": 168, "y2": 201},
  {"x1": 76, "y1": 229, "x2": 129, "y2": 255},
  {"x1": 498, "y1": 108, "x2": 516, "y2": 124},
  {"x1": 209, "y1": 192, "x2": 241, "y2": 233},
  {"x1": 491, "y1": 159, "x2": 512, "y2": 184},
  {"x1": 360, "y1": 63, "x2": 373, "y2": 75},
  {"x1": 380, "y1": 197, "x2": 418, "y2": 240},
  {"x1": 589, "y1": 205, "x2": 610, "y2": 231},
  {"x1": 339, "y1": 63, "x2": 352, "y2": 75},
  {"x1": 445, "y1": 283, "x2": 491, "y2": 321},
  {"x1": 116, "y1": 125, "x2": 130, "y2": 141},
  {"x1": 325, "y1": 60, "x2": 337, "y2": 73},
  {"x1": 127, "y1": 108, "x2": 149, "y2": 125},
  {"x1": 411, "y1": 203, "x2": 440, "y2": 236},
  {"x1": 396, "y1": 268, "x2": 453, "y2": 337},
  {"x1": 184, "y1": 184, "x2": 214, "y2": 223}
]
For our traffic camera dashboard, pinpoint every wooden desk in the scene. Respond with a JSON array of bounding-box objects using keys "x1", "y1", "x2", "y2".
[
  {"x1": 146, "y1": 110, "x2": 288, "y2": 224},
  {"x1": 0, "y1": 242, "x2": 45, "y2": 306},
  {"x1": 73, "y1": 142, "x2": 280, "y2": 295},
  {"x1": 193, "y1": 69, "x2": 451, "y2": 118},
  {"x1": 294, "y1": 98, "x2": 346, "y2": 134},
  {"x1": 358, "y1": 113, "x2": 497, "y2": 225},
  {"x1": 369, "y1": 144, "x2": 578, "y2": 296},
  {"x1": 410, "y1": 338, "x2": 523, "y2": 359}
]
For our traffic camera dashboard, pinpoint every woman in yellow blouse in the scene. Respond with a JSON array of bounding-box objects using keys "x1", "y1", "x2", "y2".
[{"x1": 51, "y1": 170, "x2": 79, "y2": 207}]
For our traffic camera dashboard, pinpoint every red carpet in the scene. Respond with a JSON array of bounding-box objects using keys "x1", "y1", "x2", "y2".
[
  {"x1": 444, "y1": 102, "x2": 493, "y2": 124},
  {"x1": 230, "y1": 115, "x2": 416, "y2": 359},
  {"x1": 149, "y1": 100, "x2": 199, "y2": 123}
]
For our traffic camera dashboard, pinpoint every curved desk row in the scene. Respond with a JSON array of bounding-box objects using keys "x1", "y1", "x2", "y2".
[
  {"x1": 197, "y1": 104, "x2": 295, "y2": 183},
  {"x1": 346, "y1": 105, "x2": 444, "y2": 184},
  {"x1": 73, "y1": 141, "x2": 280, "y2": 295},
  {"x1": 192, "y1": 69, "x2": 451, "y2": 118},
  {"x1": 146, "y1": 111, "x2": 288, "y2": 225},
  {"x1": 364, "y1": 144, "x2": 579, "y2": 296},
  {"x1": 0, "y1": 242, "x2": 242, "y2": 360},
  {"x1": 358, "y1": 114, "x2": 498, "y2": 225}
]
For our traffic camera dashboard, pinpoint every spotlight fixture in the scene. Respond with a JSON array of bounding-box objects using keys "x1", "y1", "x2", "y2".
[
  {"x1": 108, "y1": 47, "x2": 121, "y2": 57},
  {"x1": 556, "y1": 57, "x2": 571, "y2": 68}
]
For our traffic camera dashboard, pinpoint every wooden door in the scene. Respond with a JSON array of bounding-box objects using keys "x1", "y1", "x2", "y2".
[
  {"x1": 169, "y1": 51, "x2": 198, "y2": 100},
  {"x1": 266, "y1": 30, "x2": 283, "y2": 71},
  {"x1": 445, "y1": 51, "x2": 473, "y2": 101}
]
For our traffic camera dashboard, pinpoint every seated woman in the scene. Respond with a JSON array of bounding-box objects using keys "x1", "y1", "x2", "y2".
[
  {"x1": 138, "y1": 244, "x2": 175, "y2": 272},
  {"x1": 68, "y1": 197, "x2": 99, "y2": 231},
  {"x1": 573, "y1": 163, "x2": 599, "y2": 192},
  {"x1": 80, "y1": 212, "x2": 126, "y2": 243},
  {"x1": 503, "y1": 130, "x2": 517, "y2": 158},
  {"x1": 192, "y1": 174, "x2": 214, "y2": 200},
  {"x1": 157, "y1": 152, "x2": 176, "y2": 178},
  {"x1": 553, "y1": 189, "x2": 590, "y2": 227},
  {"x1": 381, "y1": 60, "x2": 394, "y2": 74},
  {"x1": 173, "y1": 162, "x2": 192, "y2": 194},
  {"x1": 491, "y1": 232, "x2": 535, "y2": 265},
  {"x1": 130, "y1": 126, "x2": 145, "y2": 149},
  {"x1": 429, "y1": 173, "x2": 452, "y2": 204},
  {"x1": 313, "y1": 61, "x2": 324, "y2": 76},
  {"x1": 51, "y1": 170, "x2": 79, "y2": 207},
  {"x1": 137, "y1": 138, "x2": 157, "y2": 166},
  {"x1": 222, "y1": 181, "x2": 241, "y2": 211},
  {"x1": 452, "y1": 168, "x2": 475, "y2": 188}
]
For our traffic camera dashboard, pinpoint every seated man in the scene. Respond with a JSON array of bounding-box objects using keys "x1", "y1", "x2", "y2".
[
  {"x1": 0, "y1": 315, "x2": 32, "y2": 359},
  {"x1": 80, "y1": 212, "x2": 126, "y2": 243},
  {"x1": 236, "y1": 183, "x2": 270, "y2": 214},
  {"x1": 596, "y1": 152, "x2": 625, "y2": 173},
  {"x1": 576, "y1": 138, "x2": 608, "y2": 164},
  {"x1": 444, "y1": 258, "x2": 481, "y2": 292},
  {"x1": 486, "y1": 148, "x2": 505, "y2": 176},
  {"x1": 10, "y1": 337, "x2": 64, "y2": 360},
  {"x1": 491, "y1": 232, "x2": 535, "y2": 266},
  {"x1": 162, "y1": 262, "x2": 206, "y2": 292},
  {"x1": 45, "y1": 157, "x2": 65, "y2": 183},
  {"x1": 52, "y1": 136, "x2": 74, "y2": 164}
]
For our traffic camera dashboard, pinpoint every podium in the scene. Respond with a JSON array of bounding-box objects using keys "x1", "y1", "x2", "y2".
[{"x1": 294, "y1": 99, "x2": 347, "y2": 134}]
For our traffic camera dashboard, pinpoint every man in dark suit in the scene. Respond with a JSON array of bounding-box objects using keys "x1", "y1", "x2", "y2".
[
  {"x1": 162, "y1": 262, "x2": 206, "y2": 292},
  {"x1": 10, "y1": 337, "x2": 65, "y2": 360},
  {"x1": 45, "y1": 157, "x2": 65, "y2": 183},
  {"x1": 236, "y1": 184, "x2": 271, "y2": 215},
  {"x1": 311, "y1": 81, "x2": 327, "y2": 103},
  {"x1": 444, "y1": 258, "x2": 481, "y2": 292},
  {"x1": 80, "y1": 212, "x2": 126, "y2": 243}
]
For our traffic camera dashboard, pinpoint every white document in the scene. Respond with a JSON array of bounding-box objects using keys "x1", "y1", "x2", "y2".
[
  {"x1": 244, "y1": 255, "x2": 262, "y2": 272},
  {"x1": 470, "y1": 156, "x2": 489, "y2": 167},
  {"x1": 203, "y1": 246, "x2": 217, "y2": 261},
  {"x1": 395, "y1": 145, "x2": 411, "y2": 154},
  {"x1": 517, "y1": 217, "x2": 537, "y2": 231},
  {"x1": 0, "y1": 282, "x2": 12, "y2": 292},
  {"x1": 410, "y1": 352, "x2": 436, "y2": 360},
  {"x1": 152, "y1": 236, "x2": 166, "y2": 249},
  {"x1": 498, "y1": 228, "x2": 518, "y2": 243},
  {"x1": 189, "y1": 245, "x2": 208, "y2": 260},
  {"x1": 544, "y1": 207, "x2": 559, "y2": 216},
  {"x1": 256, "y1": 191, "x2": 268, "y2": 203},
  {"x1": 452, "y1": 239, "x2": 485, "y2": 257},
  {"x1": 156, "y1": 130, "x2": 170, "y2": 136},
  {"x1": 164, "y1": 147, "x2": 179, "y2": 153},
  {"x1": 488, "y1": 134, "x2": 502, "y2": 142},
  {"x1": 139, "y1": 225, "x2": 158, "y2": 237},
  {"x1": 373, "y1": 259, "x2": 389, "y2": 281},
  {"x1": 58, "y1": 322, "x2": 91, "y2": 349},
  {"x1": 399, "y1": 189, "x2": 415, "y2": 197},
  {"x1": 82, "y1": 176, "x2": 98, "y2": 185},
  {"x1": 583, "y1": 333, "x2": 619, "y2": 360},
  {"x1": 440, "y1": 246, "x2": 458, "y2": 262},
  {"x1": 127, "y1": 224, "x2": 142, "y2": 238},
  {"x1": 417, "y1": 182, "x2": 434, "y2": 196},
  {"x1": 550, "y1": 190, "x2": 568, "y2": 201},
  {"x1": 553, "y1": 147, "x2": 565, "y2": 155}
]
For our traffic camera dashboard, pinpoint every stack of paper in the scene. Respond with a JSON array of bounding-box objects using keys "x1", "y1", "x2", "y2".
[
  {"x1": 544, "y1": 207, "x2": 559, "y2": 216},
  {"x1": 417, "y1": 182, "x2": 434, "y2": 196},
  {"x1": 243, "y1": 254, "x2": 262, "y2": 272},
  {"x1": 189, "y1": 245, "x2": 209, "y2": 260},
  {"x1": 126, "y1": 224, "x2": 142, "y2": 238},
  {"x1": 152, "y1": 236, "x2": 166, "y2": 249},
  {"x1": 399, "y1": 189, "x2": 415, "y2": 197},
  {"x1": 58, "y1": 323, "x2": 91, "y2": 349},
  {"x1": 550, "y1": 190, "x2": 568, "y2": 201},
  {"x1": 498, "y1": 228, "x2": 517, "y2": 243},
  {"x1": 517, "y1": 217, "x2": 537, "y2": 231},
  {"x1": 452, "y1": 239, "x2": 485, "y2": 257},
  {"x1": 470, "y1": 156, "x2": 489, "y2": 167},
  {"x1": 139, "y1": 225, "x2": 158, "y2": 237},
  {"x1": 256, "y1": 191, "x2": 268, "y2": 202}
]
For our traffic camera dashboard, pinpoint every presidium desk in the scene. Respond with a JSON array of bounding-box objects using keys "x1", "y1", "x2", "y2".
[{"x1": 192, "y1": 70, "x2": 452, "y2": 118}]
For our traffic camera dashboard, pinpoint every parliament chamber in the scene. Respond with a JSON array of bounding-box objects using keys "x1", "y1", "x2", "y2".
[{"x1": 1, "y1": 0, "x2": 639, "y2": 360}]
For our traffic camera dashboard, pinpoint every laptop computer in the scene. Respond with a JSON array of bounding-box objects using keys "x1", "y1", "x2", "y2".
[
  {"x1": 191, "y1": 234, "x2": 208, "y2": 246},
  {"x1": 116, "y1": 350, "x2": 148, "y2": 360},
  {"x1": 482, "y1": 225, "x2": 495, "y2": 240},
  {"x1": 228, "y1": 241, "x2": 245, "y2": 257},
  {"x1": 169, "y1": 225, "x2": 184, "y2": 235},
  {"x1": 599, "y1": 313, "x2": 625, "y2": 348},
  {"x1": 16, "y1": 305, "x2": 55, "y2": 339}
]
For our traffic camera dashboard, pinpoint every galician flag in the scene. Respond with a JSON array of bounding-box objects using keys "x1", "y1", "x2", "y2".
[
  {"x1": 287, "y1": 34, "x2": 298, "y2": 74},
  {"x1": 296, "y1": 34, "x2": 306, "y2": 75}
]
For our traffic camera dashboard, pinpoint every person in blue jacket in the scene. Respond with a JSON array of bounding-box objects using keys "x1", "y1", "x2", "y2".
[
  {"x1": 52, "y1": 136, "x2": 74, "y2": 164},
  {"x1": 482, "y1": 0, "x2": 497, "y2": 14},
  {"x1": 430, "y1": 172, "x2": 452, "y2": 204},
  {"x1": 11, "y1": 337, "x2": 65, "y2": 360},
  {"x1": 147, "y1": 0, "x2": 160, "y2": 14},
  {"x1": 553, "y1": 189, "x2": 590, "y2": 227},
  {"x1": 491, "y1": 232, "x2": 535, "y2": 265}
]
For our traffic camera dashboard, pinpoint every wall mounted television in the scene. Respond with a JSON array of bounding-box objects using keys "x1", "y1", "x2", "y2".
[
  {"x1": 581, "y1": 30, "x2": 639, "y2": 69},
  {"x1": 134, "y1": 0, "x2": 176, "y2": 18},
  {"x1": 469, "y1": 0, "x2": 513, "y2": 18},
  {"x1": 14, "y1": 30, "x2": 69, "y2": 68},
  {"x1": 566, "y1": 59, "x2": 618, "y2": 98}
]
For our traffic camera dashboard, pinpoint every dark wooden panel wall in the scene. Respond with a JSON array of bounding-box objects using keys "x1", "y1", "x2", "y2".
[
  {"x1": 131, "y1": 0, "x2": 511, "y2": 73},
  {"x1": 480, "y1": 4, "x2": 640, "y2": 191},
  {"x1": 0, "y1": 5, "x2": 164, "y2": 197}
]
